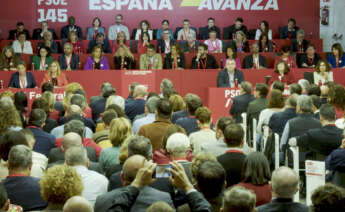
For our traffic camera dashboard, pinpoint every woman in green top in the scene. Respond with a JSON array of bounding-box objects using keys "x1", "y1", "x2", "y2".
[{"x1": 31, "y1": 46, "x2": 54, "y2": 70}]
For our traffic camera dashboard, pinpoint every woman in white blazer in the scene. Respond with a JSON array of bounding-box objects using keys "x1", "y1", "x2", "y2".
[
  {"x1": 313, "y1": 59, "x2": 334, "y2": 85},
  {"x1": 12, "y1": 32, "x2": 33, "y2": 54}
]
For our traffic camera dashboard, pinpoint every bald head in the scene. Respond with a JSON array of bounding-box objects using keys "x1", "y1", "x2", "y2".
[
  {"x1": 63, "y1": 196, "x2": 93, "y2": 212},
  {"x1": 271, "y1": 166, "x2": 299, "y2": 198},
  {"x1": 133, "y1": 85, "x2": 147, "y2": 98},
  {"x1": 121, "y1": 155, "x2": 146, "y2": 185},
  {"x1": 62, "y1": 132, "x2": 82, "y2": 151}
]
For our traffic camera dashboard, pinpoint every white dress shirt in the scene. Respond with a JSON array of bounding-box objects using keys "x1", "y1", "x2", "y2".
[
  {"x1": 108, "y1": 24, "x2": 130, "y2": 40},
  {"x1": 12, "y1": 40, "x2": 33, "y2": 54}
]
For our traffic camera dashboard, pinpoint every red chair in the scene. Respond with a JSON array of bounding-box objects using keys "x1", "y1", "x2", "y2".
[
  {"x1": 20, "y1": 54, "x2": 32, "y2": 69},
  {"x1": 133, "y1": 53, "x2": 141, "y2": 69},
  {"x1": 104, "y1": 53, "x2": 115, "y2": 69},
  {"x1": 51, "y1": 53, "x2": 60, "y2": 61},
  {"x1": 0, "y1": 40, "x2": 12, "y2": 50},
  {"x1": 184, "y1": 52, "x2": 196, "y2": 69},
  {"x1": 82, "y1": 40, "x2": 90, "y2": 53}
]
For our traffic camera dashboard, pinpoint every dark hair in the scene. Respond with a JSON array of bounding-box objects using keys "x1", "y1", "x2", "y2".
[
  {"x1": 17, "y1": 31, "x2": 27, "y2": 38},
  {"x1": 306, "y1": 43, "x2": 316, "y2": 51},
  {"x1": 102, "y1": 110, "x2": 118, "y2": 126},
  {"x1": 156, "y1": 98, "x2": 173, "y2": 119},
  {"x1": 186, "y1": 95, "x2": 203, "y2": 116},
  {"x1": 331, "y1": 43, "x2": 344, "y2": 58},
  {"x1": 14, "y1": 91, "x2": 27, "y2": 113},
  {"x1": 315, "y1": 60, "x2": 332, "y2": 73},
  {"x1": 92, "y1": 17, "x2": 102, "y2": 27},
  {"x1": 268, "y1": 89, "x2": 285, "y2": 108},
  {"x1": 139, "y1": 20, "x2": 150, "y2": 30},
  {"x1": 183, "y1": 19, "x2": 190, "y2": 23},
  {"x1": 28, "y1": 108, "x2": 47, "y2": 127},
  {"x1": 275, "y1": 60, "x2": 290, "y2": 74},
  {"x1": 161, "y1": 19, "x2": 169, "y2": 25},
  {"x1": 311, "y1": 183, "x2": 345, "y2": 212},
  {"x1": 328, "y1": 84, "x2": 345, "y2": 109},
  {"x1": 38, "y1": 46, "x2": 51, "y2": 57},
  {"x1": 147, "y1": 44, "x2": 155, "y2": 50},
  {"x1": 102, "y1": 85, "x2": 116, "y2": 98},
  {"x1": 281, "y1": 45, "x2": 291, "y2": 53},
  {"x1": 260, "y1": 20, "x2": 269, "y2": 34},
  {"x1": 319, "y1": 104, "x2": 336, "y2": 122},
  {"x1": 226, "y1": 46, "x2": 237, "y2": 59},
  {"x1": 128, "y1": 135, "x2": 152, "y2": 160},
  {"x1": 147, "y1": 92, "x2": 159, "y2": 100},
  {"x1": 289, "y1": 83, "x2": 302, "y2": 95},
  {"x1": 41, "y1": 82, "x2": 54, "y2": 93},
  {"x1": 16, "y1": 22, "x2": 24, "y2": 27},
  {"x1": 141, "y1": 31, "x2": 151, "y2": 42},
  {"x1": 255, "y1": 83, "x2": 269, "y2": 98},
  {"x1": 0, "y1": 183, "x2": 7, "y2": 209},
  {"x1": 209, "y1": 27, "x2": 217, "y2": 34},
  {"x1": 196, "y1": 161, "x2": 226, "y2": 199},
  {"x1": 236, "y1": 17, "x2": 244, "y2": 23},
  {"x1": 96, "y1": 32, "x2": 104, "y2": 38},
  {"x1": 311, "y1": 95, "x2": 322, "y2": 109},
  {"x1": 224, "y1": 124, "x2": 244, "y2": 147},
  {"x1": 0, "y1": 130, "x2": 28, "y2": 161},
  {"x1": 31, "y1": 97, "x2": 50, "y2": 116},
  {"x1": 198, "y1": 43, "x2": 208, "y2": 51},
  {"x1": 308, "y1": 84, "x2": 321, "y2": 96},
  {"x1": 208, "y1": 17, "x2": 215, "y2": 22},
  {"x1": 241, "y1": 152, "x2": 271, "y2": 185},
  {"x1": 288, "y1": 18, "x2": 296, "y2": 25},
  {"x1": 171, "y1": 43, "x2": 182, "y2": 55},
  {"x1": 106, "y1": 104, "x2": 126, "y2": 118},
  {"x1": 216, "y1": 116, "x2": 234, "y2": 134},
  {"x1": 272, "y1": 81, "x2": 284, "y2": 92}
]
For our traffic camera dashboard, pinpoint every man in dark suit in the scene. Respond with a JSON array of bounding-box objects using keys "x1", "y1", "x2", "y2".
[
  {"x1": 269, "y1": 94, "x2": 298, "y2": 136},
  {"x1": 95, "y1": 155, "x2": 174, "y2": 211},
  {"x1": 58, "y1": 42, "x2": 80, "y2": 70},
  {"x1": 61, "y1": 16, "x2": 83, "y2": 41},
  {"x1": 291, "y1": 104, "x2": 343, "y2": 161},
  {"x1": 26, "y1": 109, "x2": 55, "y2": 157},
  {"x1": 223, "y1": 17, "x2": 248, "y2": 40},
  {"x1": 311, "y1": 95, "x2": 321, "y2": 120},
  {"x1": 258, "y1": 167, "x2": 309, "y2": 212},
  {"x1": 242, "y1": 43, "x2": 268, "y2": 69},
  {"x1": 157, "y1": 29, "x2": 176, "y2": 54},
  {"x1": 8, "y1": 22, "x2": 30, "y2": 40},
  {"x1": 199, "y1": 17, "x2": 221, "y2": 40},
  {"x1": 217, "y1": 124, "x2": 246, "y2": 187},
  {"x1": 125, "y1": 85, "x2": 147, "y2": 122},
  {"x1": 37, "y1": 31, "x2": 60, "y2": 54},
  {"x1": 87, "y1": 33, "x2": 112, "y2": 54},
  {"x1": 3, "y1": 145, "x2": 47, "y2": 211},
  {"x1": 32, "y1": 21, "x2": 57, "y2": 40},
  {"x1": 230, "y1": 81, "x2": 255, "y2": 123},
  {"x1": 222, "y1": 186, "x2": 256, "y2": 212},
  {"x1": 191, "y1": 43, "x2": 218, "y2": 69},
  {"x1": 217, "y1": 59, "x2": 244, "y2": 88},
  {"x1": 290, "y1": 29, "x2": 310, "y2": 53},
  {"x1": 90, "y1": 83, "x2": 116, "y2": 122},
  {"x1": 279, "y1": 18, "x2": 300, "y2": 39},
  {"x1": 8, "y1": 62, "x2": 37, "y2": 88},
  {"x1": 48, "y1": 146, "x2": 97, "y2": 164}
]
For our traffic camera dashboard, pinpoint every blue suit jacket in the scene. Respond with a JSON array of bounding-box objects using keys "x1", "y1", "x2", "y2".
[
  {"x1": 279, "y1": 26, "x2": 300, "y2": 39},
  {"x1": 8, "y1": 72, "x2": 36, "y2": 88},
  {"x1": 28, "y1": 127, "x2": 55, "y2": 157},
  {"x1": 327, "y1": 53, "x2": 345, "y2": 68},
  {"x1": 217, "y1": 69, "x2": 244, "y2": 88},
  {"x1": 87, "y1": 39, "x2": 112, "y2": 54},
  {"x1": 58, "y1": 54, "x2": 80, "y2": 70},
  {"x1": 61, "y1": 25, "x2": 83, "y2": 40},
  {"x1": 86, "y1": 27, "x2": 106, "y2": 40}
]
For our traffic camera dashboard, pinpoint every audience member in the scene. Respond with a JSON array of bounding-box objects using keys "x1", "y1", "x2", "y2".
[
  {"x1": 31, "y1": 97, "x2": 58, "y2": 133},
  {"x1": 63, "y1": 196, "x2": 94, "y2": 212},
  {"x1": 328, "y1": 84, "x2": 345, "y2": 118},
  {"x1": 92, "y1": 110, "x2": 117, "y2": 143},
  {"x1": 191, "y1": 43, "x2": 218, "y2": 69},
  {"x1": 227, "y1": 30, "x2": 249, "y2": 53},
  {"x1": 230, "y1": 81, "x2": 255, "y2": 123},
  {"x1": 255, "y1": 20, "x2": 272, "y2": 40},
  {"x1": 279, "y1": 18, "x2": 300, "y2": 39},
  {"x1": 137, "y1": 32, "x2": 151, "y2": 54},
  {"x1": 163, "y1": 43, "x2": 186, "y2": 69},
  {"x1": 311, "y1": 95, "x2": 322, "y2": 119},
  {"x1": 222, "y1": 46, "x2": 241, "y2": 69},
  {"x1": 125, "y1": 84, "x2": 147, "y2": 121},
  {"x1": 311, "y1": 184, "x2": 345, "y2": 212},
  {"x1": 157, "y1": 29, "x2": 176, "y2": 54},
  {"x1": 38, "y1": 31, "x2": 60, "y2": 54},
  {"x1": 271, "y1": 60, "x2": 295, "y2": 85},
  {"x1": 291, "y1": 29, "x2": 310, "y2": 53},
  {"x1": 8, "y1": 21, "x2": 30, "y2": 40},
  {"x1": 140, "y1": 44, "x2": 163, "y2": 70},
  {"x1": 169, "y1": 94, "x2": 185, "y2": 112},
  {"x1": 298, "y1": 79, "x2": 311, "y2": 95},
  {"x1": 58, "y1": 42, "x2": 80, "y2": 70},
  {"x1": 84, "y1": 46, "x2": 110, "y2": 70},
  {"x1": 258, "y1": 166, "x2": 308, "y2": 212},
  {"x1": 8, "y1": 62, "x2": 37, "y2": 88},
  {"x1": 0, "y1": 99, "x2": 22, "y2": 136},
  {"x1": 247, "y1": 83, "x2": 269, "y2": 132},
  {"x1": 314, "y1": 60, "x2": 334, "y2": 85},
  {"x1": 274, "y1": 45, "x2": 298, "y2": 68},
  {"x1": 87, "y1": 33, "x2": 112, "y2": 54},
  {"x1": 0, "y1": 182, "x2": 23, "y2": 212},
  {"x1": 11, "y1": 31, "x2": 33, "y2": 54},
  {"x1": 113, "y1": 45, "x2": 135, "y2": 70},
  {"x1": 0, "y1": 46, "x2": 21, "y2": 71},
  {"x1": 217, "y1": 58, "x2": 244, "y2": 88},
  {"x1": 243, "y1": 43, "x2": 268, "y2": 69},
  {"x1": 32, "y1": 21, "x2": 57, "y2": 40},
  {"x1": 223, "y1": 17, "x2": 248, "y2": 39},
  {"x1": 108, "y1": 14, "x2": 130, "y2": 40},
  {"x1": 61, "y1": 16, "x2": 83, "y2": 40},
  {"x1": 327, "y1": 43, "x2": 345, "y2": 68},
  {"x1": 65, "y1": 146, "x2": 108, "y2": 206},
  {"x1": 41, "y1": 61, "x2": 68, "y2": 87},
  {"x1": 31, "y1": 46, "x2": 53, "y2": 70},
  {"x1": 112, "y1": 31, "x2": 130, "y2": 53},
  {"x1": 86, "y1": 17, "x2": 106, "y2": 40},
  {"x1": 133, "y1": 96, "x2": 159, "y2": 134},
  {"x1": 289, "y1": 83, "x2": 302, "y2": 95},
  {"x1": 199, "y1": 17, "x2": 221, "y2": 40},
  {"x1": 156, "y1": 19, "x2": 173, "y2": 40},
  {"x1": 90, "y1": 82, "x2": 116, "y2": 121},
  {"x1": 66, "y1": 31, "x2": 84, "y2": 54},
  {"x1": 204, "y1": 28, "x2": 222, "y2": 53},
  {"x1": 258, "y1": 34, "x2": 274, "y2": 52},
  {"x1": 134, "y1": 20, "x2": 153, "y2": 40},
  {"x1": 299, "y1": 44, "x2": 321, "y2": 68},
  {"x1": 221, "y1": 186, "x2": 256, "y2": 212}
]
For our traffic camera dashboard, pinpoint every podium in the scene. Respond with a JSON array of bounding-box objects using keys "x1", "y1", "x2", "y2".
[{"x1": 207, "y1": 87, "x2": 241, "y2": 122}]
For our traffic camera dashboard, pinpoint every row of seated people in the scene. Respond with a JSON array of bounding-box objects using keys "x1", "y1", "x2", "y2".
[
  {"x1": 0, "y1": 42, "x2": 336, "y2": 72},
  {"x1": 0, "y1": 29, "x2": 323, "y2": 55},
  {"x1": 7, "y1": 16, "x2": 304, "y2": 41}
]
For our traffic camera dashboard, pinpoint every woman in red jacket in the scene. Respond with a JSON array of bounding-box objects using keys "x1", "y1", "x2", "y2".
[
  {"x1": 41, "y1": 61, "x2": 68, "y2": 87},
  {"x1": 137, "y1": 32, "x2": 151, "y2": 55},
  {"x1": 271, "y1": 60, "x2": 295, "y2": 85}
]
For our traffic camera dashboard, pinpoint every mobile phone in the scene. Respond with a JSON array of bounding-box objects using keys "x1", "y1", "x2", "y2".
[{"x1": 153, "y1": 165, "x2": 172, "y2": 178}]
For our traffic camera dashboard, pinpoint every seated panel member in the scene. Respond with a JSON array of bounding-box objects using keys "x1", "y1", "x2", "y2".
[
  {"x1": 271, "y1": 60, "x2": 295, "y2": 85},
  {"x1": 108, "y1": 14, "x2": 130, "y2": 41},
  {"x1": 299, "y1": 44, "x2": 321, "y2": 68},
  {"x1": 134, "y1": 20, "x2": 153, "y2": 40},
  {"x1": 8, "y1": 21, "x2": 30, "y2": 40},
  {"x1": 112, "y1": 31, "x2": 131, "y2": 53},
  {"x1": 313, "y1": 60, "x2": 333, "y2": 85},
  {"x1": 177, "y1": 19, "x2": 196, "y2": 41},
  {"x1": 223, "y1": 17, "x2": 248, "y2": 40},
  {"x1": 204, "y1": 28, "x2": 222, "y2": 53},
  {"x1": 58, "y1": 42, "x2": 80, "y2": 70},
  {"x1": 87, "y1": 33, "x2": 112, "y2": 54},
  {"x1": 136, "y1": 32, "x2": 151, "y2": 55},
  {"x1": 11, "y1": 32, "x2": 33, "y2": 55},
  {"x1": 164, "y1": 43, "x2": 186, "y2": 70},
  {"x1": 327, "y1": 43, "x2": 345, "y2": 68},
  {"x1": 61, "y1": 16, "x2": 83, "y2": 41},
  {"x1": 290, "y1": 29, "x2": 310, "y2": 53},
  {"x1": 32, "y1": 21, "x2": 57, "y2": 40},
  {"x1": 199, "y1": 17, "x2": 221, "y2": 40},
  {"x1": 65, "y1": 31, "x2": 83, "y2": 54},
  {"x1": 222, "y1": 46, "x2": 241, "y2": 69},
  {"x1": 8, "y1": 61, "x2": 37, "y2": 88},
  {"x1": 242, "y1": 43, "x2": 268, "y2": 69},
  {"x1": 84, "y1": 46, "x2": 110, "y2": 70},
  {"x1": 255, "y1": 20, "x2": 272, "y2": 40},
  {"x1": 279, "y1": 18, "x2": 300, "y2": 39},
  {"x1": 0, "y1": 46, "x2": 21, "y2": 71},
  {"x1": 31, "y1": 46, "x2": 54, "y2": 71},
  {"x1": 191, "y1": 43, "x2": 218, "y2": 69},
  {"x1": 140, "y1": 44, "x2": 163, "y2": 70},
  {"x1": 113, "y1": 45, "x2": 136, "y2": 70},
  {"x1": 274, "y1": 46, "x2": 297, "y2": 68},
  {"x1": 38, "y1": 31, "x2": 60, "y2": 54},
  {"x1": 226, "y1": 31, "x2": 249, "y2": 53},
  {"x1": 86, "y1": 17, "x2": 106, "y2": 40},
  {"x1": 217, "y1": 59, "x2": 244, "y2": 88},
  {"x1": 41, "y1": 61, "x2": 68, "y2": 87},
  {"x1": 156, "y1": 19, "x2": 173, "y2": 40},
  {"x1": 258, "y1": 34, "x2": 273, "y2": 52},
  {"x1": 157, "y1": 29, "x2": 176, "y2": 54}
]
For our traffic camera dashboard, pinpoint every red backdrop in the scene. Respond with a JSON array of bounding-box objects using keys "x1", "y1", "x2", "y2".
[{"x1": 0, "y1": 0, "x2": 320, "y2": 39}]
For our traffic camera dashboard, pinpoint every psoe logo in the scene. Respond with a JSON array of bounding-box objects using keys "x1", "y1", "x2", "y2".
[{"x1": 181, "y1": 0, "x2": 279, "y2": 10}]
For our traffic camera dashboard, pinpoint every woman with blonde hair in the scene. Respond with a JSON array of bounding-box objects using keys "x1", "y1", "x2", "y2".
[
  {"x1": 41, "y1": 61, "x2": 68, "y2": 87},
  {"x1": 169, "y1": 94, "x2": 185, "y2": 112},
  {"x1": 112, "y1": 31, "x2": 130, "y2": 53},
  {"x1": 228, "y1": 31, "x2": 249, "y2": 53},
  {"x1": 0, "y1": 103, "x2": 22, "y2": 135},
  {"x1": 113, "y1": 44, "x2": 135, "y2": 70},
  {"x1": 63, "y1": 82, "x2": 92, "y2": 119},
  {"x1": 0, "y1": 46, "x2": 21, "y2": 71},
  {"x1": 99, "y1": 118, "x2": 133, "y2": 174},
  {"x1": 41, "y1": 91, "x2": 60, "y2": 122}
]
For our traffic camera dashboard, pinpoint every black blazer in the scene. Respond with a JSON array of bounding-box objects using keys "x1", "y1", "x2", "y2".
[
  {"x1": 8, "y1": 29, "x2": 31, "y2": 40},
  {"x1": 230, "y1": 93, "x2": 255, "y2": 123},
  {"x1": 279, "y1": 26, "x2": 300, "y2": 39},
  {"x1": 199, "y1": 25, "x2": 221, "y2": 40},
  {"x1": 258, "y1": 198, "x2": 309, "y2": 212},
  {"x1": 37, "y1": 41, "x2": 60, "y2": 53},
  {"x1": 217, "y1": 69, "x2": 244, "y2": 88},
  {"x1": 48, "y1": 147, "x2": 98, "y2": 164},
  {"x1": 226, "y1": 40, "x2": 249, "y2": 53},
  {"x1": 242, "y1": 54, "x2": 268, "y2": 69},
  {"x1": 114, "y1": 56, "x2": 136, "y2": 70},
  {"x1": 259, "y1": 40, "x2": 274, "y2": 52},
  {"x1": 298, "y1": 53, "x2": 321, "y2": 68},
  {"x1": 223, "y1": 25, "x2": 248, "y2": 40},
  {"x1": 32, "y1": 28, "x2": 57, "y2": 40},
  {"x1": 290, "y1": 39, "x2": 310, "y2": 52},
  {"x1": 191, "y1": 54, "x2": 218, "y2": 69},
  {"x1": 87, "y1": 39, "x2": 112, "y2": 54},
  {"x1": 8, "y1": 72, "x2": 36, "y2": 88},
  {"x1": 163, "y1": 53, "x2": 186, "y2": 69},
  {"x1": 58, "y1": 54, "x2": 80, "y2": 70},
  {"x1": 217, "y1": 152, "x2": 246, "y2": 187},
  {"x1": 297, "y1": 125, "x2": 343, "y2": 160},
  {"x1": 157, "y1": 39, "x2": 176, "y2": 53},
  {"x1": 61, "y1": 25, "x2": 83, "y2": 40}
]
